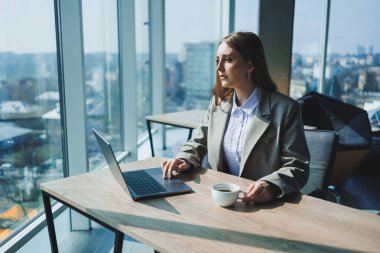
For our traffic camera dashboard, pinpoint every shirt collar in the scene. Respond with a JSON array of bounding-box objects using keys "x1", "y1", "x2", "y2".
[{"x1": 231, "y1": 87, "x2": 260, "y2": 116}]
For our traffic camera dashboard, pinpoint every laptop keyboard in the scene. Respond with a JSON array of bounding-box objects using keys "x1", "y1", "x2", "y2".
[{"x1": 124, "y1": 170, "x2": 167, "y2": 195}]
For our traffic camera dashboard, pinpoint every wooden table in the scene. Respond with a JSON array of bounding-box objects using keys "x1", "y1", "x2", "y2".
[
  {"x1": 145, "y1": 110, "x2": 205, "y2": 157},
  {"x1": 41, "y1": 157, "x2": 380, "y2": 253}
]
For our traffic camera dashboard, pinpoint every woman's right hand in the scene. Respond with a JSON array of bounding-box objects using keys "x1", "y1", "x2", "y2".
[{"x1": 161, "y1": 158, "x2": 190, "y2": 179}]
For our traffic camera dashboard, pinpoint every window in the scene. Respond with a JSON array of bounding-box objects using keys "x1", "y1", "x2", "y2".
[
  {"x1": 165, "y1": 0, "x2": 221, "y2": 112},
  {"x1": 234, "y1": 0, "x2": 259, "y2": 33},
  {"x1": 290, "y1": 0, "x2": 380, "y2": 129},
  {"x1": 0, "y1": 0, "x2": 63, "y2": 243},
  {"x1": 82, "y1": 0, "x2": 122, "y2": 170},
  {"x1": 327, "y1": 0, "x2": 380, "y2": 112},
  {"x1": 290, "y1": 0, "x2": 324, "y2": 99}
]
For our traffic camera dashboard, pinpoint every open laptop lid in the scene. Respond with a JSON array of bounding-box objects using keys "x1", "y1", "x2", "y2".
[{"x1": 92, "y1": 128, "x2": 132, "y2": 198}]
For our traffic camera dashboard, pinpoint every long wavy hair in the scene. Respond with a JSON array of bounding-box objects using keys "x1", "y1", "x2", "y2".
[{"x1": 212, "y1": 32, "x2": 277, "y2": 105}]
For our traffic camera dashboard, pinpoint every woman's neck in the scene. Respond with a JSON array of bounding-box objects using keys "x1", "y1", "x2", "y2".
[{"x1": 234, "y1": 83, "x2": 256, "y2": 107}]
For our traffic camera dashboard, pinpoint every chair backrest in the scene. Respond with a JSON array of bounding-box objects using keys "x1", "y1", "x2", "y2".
[{"x1": 301, "y1": 129, "x2": 339, "y2": 195}]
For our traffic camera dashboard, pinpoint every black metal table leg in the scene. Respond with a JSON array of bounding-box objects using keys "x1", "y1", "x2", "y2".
[
  {"x1": 113, "y1": 231, "x2": 124, "y2": 253},
  {"x1": 162, "y1": 125, "x2": 166, "y2": 150},
  {"x1": 187, "y1": 129, "x2": 193, "y2": 141},
  {"x1": 146, "y1": 120, "x2": 155, "y2": 157},
  {"x1": 42, "y1": 192, "x2": 58, "y2": 253}
]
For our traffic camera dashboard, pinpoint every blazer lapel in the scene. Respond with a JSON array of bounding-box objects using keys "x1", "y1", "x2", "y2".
[{"x1": 239, "y1": 90, "x2": 271, "y2": 177}]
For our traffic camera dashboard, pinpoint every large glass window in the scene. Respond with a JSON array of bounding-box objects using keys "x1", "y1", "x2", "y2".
[
  {"x1": 290, "y1": 0, "x2": 324, "y2": 99},
  {"x1": 327, "y1": 0, "x2": 380, "y2": 113},
  {"x1": 234, "y1": 0, "x2": 259, "y2": 33},
  {"x1": 82, "y1": 0, "x2": 121, "y2": 170},
  {"x1": 290, "y1": 0, "x2": 380, "y2": 130},
  {"x1": 0, "y1": 0, "x2": 63, "y2": 243},
  {"x1": 165, "y1": 0, "x2": 221, "y2": 112}
]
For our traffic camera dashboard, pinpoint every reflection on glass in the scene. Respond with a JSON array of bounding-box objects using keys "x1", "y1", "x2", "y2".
[
  {"x1": 0, "y1": 0, "x2": 63, "y2": 243},
  {"x1": 165, "y1": 0, "x2": 221, "y2": 112},
  {"x1": 290, "y1": 0, "x2": 324, "y2": 99},
  {"x1": 82, "y1": 0, "x2": 121, "y2": 170},
  {"x1": 327, "y1": 0, "x2": 380, "y2": 125},
  {"x1": 235, "y1": 0, "x2": 259, "y2": 33},
  {"x1": 135, "y1": 0, "x2": 151, "y2": 139}
]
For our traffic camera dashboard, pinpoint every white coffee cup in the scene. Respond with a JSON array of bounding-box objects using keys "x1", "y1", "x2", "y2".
[{"x1": 211, "y1": 183, "x2": 240, "y2": 207}]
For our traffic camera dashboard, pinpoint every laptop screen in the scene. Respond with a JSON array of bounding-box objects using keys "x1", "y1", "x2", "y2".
[{"x1": 92, "y1": 128, "x2": 132, "y2": 197}]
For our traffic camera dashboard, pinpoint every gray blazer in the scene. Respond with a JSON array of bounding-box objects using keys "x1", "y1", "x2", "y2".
[{"x1": 176, "y1": 89, "x2": 310, "y2": 196}]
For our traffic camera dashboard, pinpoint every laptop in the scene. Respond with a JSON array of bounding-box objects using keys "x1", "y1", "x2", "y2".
[{"x1": 93, "y1": 128, "x2": 192, "y2": 200}]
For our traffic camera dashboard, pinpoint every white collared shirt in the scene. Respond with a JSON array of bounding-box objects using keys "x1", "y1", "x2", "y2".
[{"x1": 223, "y1": 87, "x2": 260, "y2": 176}]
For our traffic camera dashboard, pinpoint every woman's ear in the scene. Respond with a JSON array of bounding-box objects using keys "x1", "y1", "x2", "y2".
[{"x1": 248, "y1": 60, "x2": 254, "y2": 73}]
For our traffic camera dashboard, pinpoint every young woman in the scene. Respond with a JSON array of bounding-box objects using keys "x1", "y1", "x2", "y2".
[{"x1": 162, "y1": 32, "x2": 310, "y2": 204}]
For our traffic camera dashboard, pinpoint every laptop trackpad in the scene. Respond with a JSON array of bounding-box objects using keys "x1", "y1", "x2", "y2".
[{"x1": 146, "y1": 167, "x2": 190, "y2": 190}]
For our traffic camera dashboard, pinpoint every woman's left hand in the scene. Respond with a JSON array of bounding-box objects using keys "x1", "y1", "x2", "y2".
[{"x1": 242, "y1": 181, "x2": 278, "y2": 204}]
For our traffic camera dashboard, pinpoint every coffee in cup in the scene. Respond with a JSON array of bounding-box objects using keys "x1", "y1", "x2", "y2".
[{"x1": 211, "y1": 183, "x2": 240, "y2": 207}]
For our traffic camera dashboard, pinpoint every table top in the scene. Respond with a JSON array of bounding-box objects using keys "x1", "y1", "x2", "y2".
[
  {"x1": 40, "y1": 157, "x2": 380, "y2": 253},
  {"x1": 145, "y1": 110, "x2": 205, "y2": 129}
]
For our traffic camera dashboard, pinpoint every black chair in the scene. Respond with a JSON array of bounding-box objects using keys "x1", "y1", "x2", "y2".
[{"x1": 301, "y1": 129, "x2": 340, "y2": 203}]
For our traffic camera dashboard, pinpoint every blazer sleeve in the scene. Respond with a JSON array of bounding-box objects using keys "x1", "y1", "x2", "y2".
[
  {"x1": 259, "y1": 101, "x2": 310, "y2": 197},
  {"x1": 175, "y1": 98, "x2": 214, "y2": 168}
]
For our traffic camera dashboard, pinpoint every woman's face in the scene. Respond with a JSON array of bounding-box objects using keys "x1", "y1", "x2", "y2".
[{"x1": 216, "y1": 41, "x2": 253, "y2": 89}]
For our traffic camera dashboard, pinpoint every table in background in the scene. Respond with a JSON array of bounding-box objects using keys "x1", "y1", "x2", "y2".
[
  {"x1": 145, "y1": 110, "x2": 205, "y2": 157},
  {"x1": 41, "y1": 157, "x2": 380, "y2": 253}
]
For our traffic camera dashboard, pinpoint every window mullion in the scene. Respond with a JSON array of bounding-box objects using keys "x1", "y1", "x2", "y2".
[
  {"x1": 118, "y1": 0, "x2": 138, "y2": 161},
  {"x1": 57, "y1": 0, "x2": 90, "y2": 230},
  {"x1": 221, "y1": 0, "x2": 235, "y2": 37},
  {"x1": 318, "y1": 0, "x2": 331, "y2": 94}
]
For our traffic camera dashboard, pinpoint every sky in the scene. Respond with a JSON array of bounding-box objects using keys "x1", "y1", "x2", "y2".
[
  {"x1": 292, "y1": 0, "x2": 380, "y2": 55},
  {"x1": 0, "y1": 0, "x2": 379, "y2": 55},
  {"x1": 0, "y1": 0, "x2": 57, "y2": 53},
  {"x1": 165, "y1": 0, "x2": 221, "y2": 53}
]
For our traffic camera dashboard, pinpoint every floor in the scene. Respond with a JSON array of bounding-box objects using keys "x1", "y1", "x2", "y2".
[
  {"x1": 60, "y1": 127, "x2": 380, "y2": 253},
  {"x1": 60, "y1": 223, "x2": 153, "y2": 253}
]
